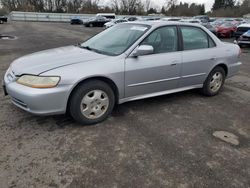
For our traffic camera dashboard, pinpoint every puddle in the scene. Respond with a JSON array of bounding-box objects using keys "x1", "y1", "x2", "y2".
[
  {"x1": 0, "y1": 34, "x2": 18, "y2": 40},
  {"x1": 213, "y1": 131, "x2": 239, "y2": 146}
]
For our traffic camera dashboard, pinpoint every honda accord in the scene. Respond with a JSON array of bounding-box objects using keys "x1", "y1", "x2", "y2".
[{"x1": 3, "y1": 22, "x2": 242, "y2": 124}]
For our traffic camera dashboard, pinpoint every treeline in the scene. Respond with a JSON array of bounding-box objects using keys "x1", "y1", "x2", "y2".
[
  {"x1": 163, "y1": 1, "x2": 205, "y2": 17},
  {"x1": 0, "y1": 0, "x2": 249, "y2": 17},
  {"x1": 210, "y1": 0, "x2": 250, "y2": 17},
  {"x1": 0, "y1": 0, "x2": 207, "y2": 16}
]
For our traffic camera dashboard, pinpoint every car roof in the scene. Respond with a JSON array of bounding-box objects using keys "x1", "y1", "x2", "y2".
[
  {"x1": 124, "y1": 21, "x2": 203, "y2": 28},
  {"x1": 238, "y1": 24, "x2": 250, "y2": 28}
]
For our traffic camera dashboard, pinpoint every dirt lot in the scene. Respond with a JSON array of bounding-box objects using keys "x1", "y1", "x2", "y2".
[{"x1": 0, "y1": 22, "x2": 250, "y2": 188}]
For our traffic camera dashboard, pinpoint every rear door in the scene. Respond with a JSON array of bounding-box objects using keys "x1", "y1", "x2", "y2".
[{"x1": 180, "y1": 26, "x2": 217, "y2": 87}]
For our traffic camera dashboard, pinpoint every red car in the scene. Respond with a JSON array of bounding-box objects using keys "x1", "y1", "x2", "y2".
[{"x1": 216, "y1": 23, "x2": 237, "y2": 38}]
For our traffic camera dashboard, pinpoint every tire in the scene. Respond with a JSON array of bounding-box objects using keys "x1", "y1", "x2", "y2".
[
  {"x1": 201, "y1": 66, "x2": 226, "y2": 96},
  {"x1": 89, "y1": 23, "x2": 93, "y2": 27},
  {"x1": 69, "y1": 80, "x2": 115, "y2": 125}
]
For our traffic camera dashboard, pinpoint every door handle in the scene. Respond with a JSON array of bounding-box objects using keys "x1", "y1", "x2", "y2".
[{"x1": 170, "y1": 61, "x2": 178, "y2": 66}]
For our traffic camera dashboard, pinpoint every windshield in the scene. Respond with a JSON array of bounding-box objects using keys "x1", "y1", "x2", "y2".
[
  {"x1": 245, "y1": 30, "x2": 250, "y2": 35},
  {"x1": 81, "y1": 24, "x2": 150, "y2": 56}
]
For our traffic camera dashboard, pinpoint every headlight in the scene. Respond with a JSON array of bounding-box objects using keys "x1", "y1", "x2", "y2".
[{"x1": 17, "y1": 75, "x2": 60, "y2": 88}]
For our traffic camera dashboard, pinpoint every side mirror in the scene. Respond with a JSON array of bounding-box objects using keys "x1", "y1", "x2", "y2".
[{"x1": 131, "y1": 45, "x2": 154, "y2": 57}]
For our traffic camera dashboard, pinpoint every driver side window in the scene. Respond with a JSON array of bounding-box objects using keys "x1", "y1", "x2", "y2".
[{"x1": 141, "y1": 26, "x2": 178, "y2": 54}]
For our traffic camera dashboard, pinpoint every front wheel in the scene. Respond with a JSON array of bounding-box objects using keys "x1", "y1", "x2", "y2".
[
  {"x1": 69, "y1": 80, "x2": 115, "y2": 125},
  {"x1": 201, "y1": 67, "x2": 226, "y2": 96}
]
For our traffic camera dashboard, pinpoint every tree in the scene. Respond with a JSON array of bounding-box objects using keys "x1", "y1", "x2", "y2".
[
  {"x1": 212, "y1": 0, "x2": 235, "y2": 10},
  {"x1": 212, "y1": 0, "x2": 222, "y2": 10},
  {"x1": 111, "y1": 0, "x2": 120, "y2": 13},
  {"x1": 165, "y1": 0, "x2": 177, "y2": 15},
  {"x1": 147, "y1": 7, "x2": 156, "y2": 14},
  {"x1": 144, "y1": 0, "x2": 150, "y2": 12},
  {"x1": 161, "y1": 6, "x2": 165, "y2": 14},
  {"x1": 200, "y1": 4, "x2": 205, "y2": 15}
]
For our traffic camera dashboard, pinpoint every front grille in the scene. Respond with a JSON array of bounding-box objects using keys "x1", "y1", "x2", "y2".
[
  {"x1": 241, "y1": 36, "x2": 250, "y2": 41},
  {"x1": 11, "y1": 97, "x2": 28, "y2": 109}
]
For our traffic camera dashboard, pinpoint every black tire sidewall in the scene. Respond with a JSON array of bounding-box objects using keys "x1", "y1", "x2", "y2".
[
  {"x1": 202, "y1": 67, "x2": 226, "y2": 96},
  {"x1": 69, "y1": 80, "x2": 115, "y2": 125}
]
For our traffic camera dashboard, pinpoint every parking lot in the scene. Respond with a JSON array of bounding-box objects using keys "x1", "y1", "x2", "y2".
[{"x1": 0, "y1": 22, "x2": 250, "y2": 188}]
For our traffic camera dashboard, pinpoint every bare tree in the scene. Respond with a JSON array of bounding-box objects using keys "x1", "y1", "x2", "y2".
[
  {"x1": 144, "y1": 0, "x2": 150, "y2": 12},
  {"x1": 165, "y1": 0, "x2": 177, "y2": 15},
  {"x1": 111, "y1": 0, "x2": 120, "y2": 13}
]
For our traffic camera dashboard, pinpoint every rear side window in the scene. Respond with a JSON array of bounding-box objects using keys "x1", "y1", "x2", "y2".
[{"x1": 181, "y1": 26, "x2": 210, "y2": 50}]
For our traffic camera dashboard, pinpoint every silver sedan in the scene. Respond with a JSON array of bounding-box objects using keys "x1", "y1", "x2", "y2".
[{"x1": 3, "y1": 21, "x2": 242, "y2": 124}]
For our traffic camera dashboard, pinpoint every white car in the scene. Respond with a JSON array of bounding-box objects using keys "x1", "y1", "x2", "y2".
[
  {"x1": 104, "y1": 19, "x2": 128, "y2": 29},
  {"x1": 180, "y1": 19, "x2": 202, "y2": 24}
]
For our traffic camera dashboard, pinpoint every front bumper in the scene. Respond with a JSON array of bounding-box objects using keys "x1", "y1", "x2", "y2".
[
  {"x1": 3, "y1": 72, "x2": 72, "y2": 115},
  {"x1": 237, "y1": 40, "x2": 250, "y2": 45}
]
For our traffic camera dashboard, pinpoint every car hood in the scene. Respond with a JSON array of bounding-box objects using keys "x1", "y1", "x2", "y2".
[{"x1": 10, "y1": 46, "x2": 108, "y2": 75}]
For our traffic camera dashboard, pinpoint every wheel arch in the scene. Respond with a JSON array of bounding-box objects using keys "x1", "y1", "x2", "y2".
[
  {"x1": 215, "y1": 63, "x2": 228, "y2": 77},
  {"x1": 66, "y1": 76, "x2": 120, "y2": 112}
]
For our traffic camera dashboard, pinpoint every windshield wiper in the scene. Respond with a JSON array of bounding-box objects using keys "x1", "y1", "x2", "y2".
[
  {"x1": 80, "y1": 45, "x2": 93, "y2": 51},
  {"x1": 80, "y1": 46, "x2": 104, "y2": 54},
  {"x1": 79, "y1": 45, "x2": 115, "y2": 56}
]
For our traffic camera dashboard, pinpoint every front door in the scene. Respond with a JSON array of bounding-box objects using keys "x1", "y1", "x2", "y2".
[{"x1": 125, "y1": 26, "x2": 182, "y2": 98}]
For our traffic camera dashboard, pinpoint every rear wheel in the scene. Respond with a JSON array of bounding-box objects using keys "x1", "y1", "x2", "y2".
[
  {"x1": 89, "y1": 23, "x2": 93, "y2": 27},
  {"x1": 201, "y1": 67, "x2": 226, "y2": 96},
  {"x1": 69, "y1": 80, "x2": 115, "y2": 125}
]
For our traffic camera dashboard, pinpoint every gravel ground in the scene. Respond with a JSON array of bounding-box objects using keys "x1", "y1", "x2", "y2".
[{"x1": 0, "y1": 22, "x2": 250, "y2": 188}]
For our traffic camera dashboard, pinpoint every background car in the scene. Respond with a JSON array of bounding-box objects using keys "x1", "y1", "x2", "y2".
[
  {"x1": 216, "y1": 22, "x2": 237, "y2": 38},
  {"x1": 96, "y1": 13, "x2": 116, "y2": 20},
  {"x1": 161, "y1": 17, "x2": 182, "y2": 21},
  {"x1": 84, "y1": 16, "x2": 109, "y2": 27},
  {"x1": 234, "y1": 24, "x2": 250, "y2": 39},
  {"x1": 125, "y1": 16, "x2": 141, "y2": 21},
  {"x1": 193, "y1": 15, "x2": 210, "y2": 23},
  {"x1": 0, "y1": 16, "x2": 8, "y2": 24},
  {"x1": 70, "y1": 17, "x2": 83, "y2": 25},
  {"x1": 180, "y1": 19, "x2": 201, "y2": 24},
  {"x1": 211, "y1": 19, "x2": 225, "y2": 28},
  {"x1": 237, "y1": 30, "x2": 250, "y2": 47},
  {"x1": 104, "y1": 19, "x2": 127, "y2": 29},
  {"x1": 234, "y1": 18, "x2": 247, "y2": 24},
  {"x1": 203, "y1": 23, "x2": 217, "y2": 35},
  {"x1": 143, "y1": 17, "x2": 161, "y2": 21}
]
